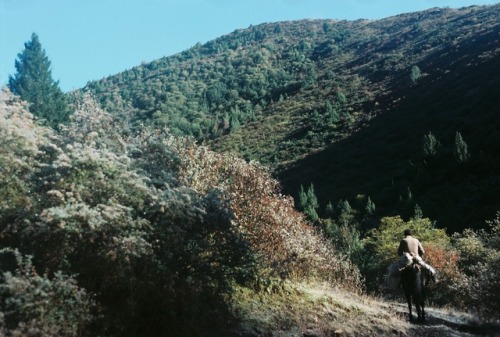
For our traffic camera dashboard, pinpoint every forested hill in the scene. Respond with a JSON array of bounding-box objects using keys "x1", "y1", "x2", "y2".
[{"x1": 82, "y1": 4, "x2": 500, "y2": 231}]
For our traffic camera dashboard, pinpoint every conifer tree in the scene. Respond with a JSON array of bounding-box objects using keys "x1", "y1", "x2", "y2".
[
  {"x1": 422, "y1": 131, "x2": 440, "y2": 158},
  {"x1": 453, "y1": 131, "x2": 470, "y2": 163},
  {"x1": 325, "y1": 201, "x2": 334, "y2": 217},
  {"x1": 413, "y1": 204, "x2": 423, "y2": 220},
  {"x1": 365, "y1": 197, "x2": 376, "y2": 215},
  {"x1": 410, "y1": 65, "x2": 422, "y2": 83},
  {"x1": 337, "y1": 199, "x2": 353, "y2": 225},
  {"x1": 298, "y1": 184, "x2": 319, "y2": 222},
  {"x1": 229, "y1": 107, "x2": 240, "y2": 132},
  {"x1": 306, "y1": 184, "x2": 319, "y2": 212},
  {"x1": 8, "y1": 33, "x2": 70, "y2": 129},
  {"x1": 298, "y1": 185, "x2": 308, "y2": 211}
]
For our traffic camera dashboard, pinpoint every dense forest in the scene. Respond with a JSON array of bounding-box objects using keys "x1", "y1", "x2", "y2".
[
  {"x1": 83, "y1": 5, "x2": 500, "y2": 232},
  {"x1": 1, "y1": 4, "x2": 499, "y2": 337}
]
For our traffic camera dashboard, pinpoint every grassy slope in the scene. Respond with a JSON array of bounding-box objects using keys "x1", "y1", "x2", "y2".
[
  {"x1": 229, "y1": 281, "x2": 499, "y2": 337},
  {"x1": 18, "y1": 6, "x2": 497, "y2": 335}
]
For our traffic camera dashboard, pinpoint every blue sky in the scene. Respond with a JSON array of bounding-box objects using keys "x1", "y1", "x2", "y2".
[{"x1": 1, "y1": 0, "x2": 497, "y2": 92}]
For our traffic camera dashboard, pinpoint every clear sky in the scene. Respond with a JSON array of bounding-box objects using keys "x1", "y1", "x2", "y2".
[{"x1": 1, "y1": 0, "x2": 497, "y2": 92}]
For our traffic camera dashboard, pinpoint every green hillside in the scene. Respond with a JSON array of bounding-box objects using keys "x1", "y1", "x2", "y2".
[
  {"x1": 83, "y1": 4, "x2": 500, "y2": 231},
  {"x1": 2, "y1": 86, "x2": 499, "y2": 337},
  {"x1": 2, "y1": 4, "x2": 500, "y2": 332}
]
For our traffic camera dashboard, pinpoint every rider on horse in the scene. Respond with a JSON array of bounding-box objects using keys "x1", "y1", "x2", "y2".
[{"x1": 397, "y1": 229, "x2": 437, "y2": 282}]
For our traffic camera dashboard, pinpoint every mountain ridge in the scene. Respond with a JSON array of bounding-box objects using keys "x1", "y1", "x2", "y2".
[{"x1": 82, "y1": 4, "x2": 500, "y2": 231}]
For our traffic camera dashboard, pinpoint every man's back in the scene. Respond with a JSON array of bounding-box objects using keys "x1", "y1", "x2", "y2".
[
  {"x1": 398, "y1": 235, "x2": 425, "y2": 257},
  {"x1": 394, "y1": 230, "x2": 436, "y2": 282}
]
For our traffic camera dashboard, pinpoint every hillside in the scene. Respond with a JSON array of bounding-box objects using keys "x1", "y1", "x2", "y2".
[
  {"x1": 7, "y1": 87, "x2": 497, "y2": 337},
  {"x1": 2, "y1": 5, "x2": 500, "y2": 335},
  {"x1": 229, "y1": 281, "x2": 500, "y2": 337},
  {"x1": 82, "y1": 5, "x2": 500, "y2": 231}
]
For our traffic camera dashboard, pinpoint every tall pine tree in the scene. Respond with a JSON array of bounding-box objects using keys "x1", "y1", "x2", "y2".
[
  {"x1": 453, "y1": 131, "x2": 470, "y2": 163},
  {"x1": 8, "y1": 33, "x2": 70, "y2": 129}
]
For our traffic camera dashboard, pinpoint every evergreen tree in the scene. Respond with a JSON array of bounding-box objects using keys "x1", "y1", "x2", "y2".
[
  {"x1": 298, "y1": 184, "x2": 319, "y2": 222},
  {"x1": 298, "y1": 185, "x2": 308, "y2": 211},
  {"x1": 337, "y1": 199, "x2": 352, "y2": 216},
  {"x1": 324, "y1": 100, "x2": 339, "y2": 124},
  {"x1": 413, "y1": 204, "x2": 423, "y2": 220},
  {"x1": 325, "y1": 201, "x2": 334, "y2": 217},
  {"x1": 336, "y1": 91, "x2": 347, "y2": 105},
  {"x1": 223, "y1": 111, "x2": 230, "y2": 130},
  {"x1": 306, "y1": 184, "x2": 319, "y2": 213},
  {"x1": 422, "y1": 131, "x2": 440, "y2": 158},
  {"x1": 365, "y1": 197, "x2": 376, "y2": 215},
  {"x1": 229, "y1": 107, "x2": 240, "y2": 132},
  {"x1": 8, "y1": 33, "x2": 70, "y2": 129},
  {"x1": 410, "y1": 65, "x2": 422, "y2": 83},
  {"x1": 337, "y1": 199, "x2": 353, "y2": 225},
  {"x1": 454, "y1": 131, "x2": 470, "y2": 163}
]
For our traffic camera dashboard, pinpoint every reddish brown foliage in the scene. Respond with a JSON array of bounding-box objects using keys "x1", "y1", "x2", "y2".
[{"x1": 175, "y1": 142, "x2": 361, "y2": 288}]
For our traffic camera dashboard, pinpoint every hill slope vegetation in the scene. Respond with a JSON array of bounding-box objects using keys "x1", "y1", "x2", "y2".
[
  {"x1": 83, "y1": 5, "x2": 500, "y2": 231},
  {"x1": 0, "y1": 88, "x2": 360, "y2": 336},
  {"x1": 2, "y1": 3, "x2": 500, "y2": 331},
  {"x1": 2, "y1": 89, "x2": 499, "y2": 336}
]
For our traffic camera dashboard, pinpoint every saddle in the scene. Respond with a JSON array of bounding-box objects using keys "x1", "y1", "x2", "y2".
[{"x1": 387, "y1": 253, "x2": 437, "y2": 289}]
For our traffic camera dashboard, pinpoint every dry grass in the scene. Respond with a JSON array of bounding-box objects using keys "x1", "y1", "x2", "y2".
[{"x1": 229, "y1": 281, "x2": 499, "y2": 337}]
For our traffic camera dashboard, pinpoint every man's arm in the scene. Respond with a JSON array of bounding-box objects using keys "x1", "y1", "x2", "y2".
[
  {"x1": 397, "y1": 240, "x2": 404, "y2": 256},
  {"x1": 418, "y1": 241, "x2": 425, "y2": 257}
]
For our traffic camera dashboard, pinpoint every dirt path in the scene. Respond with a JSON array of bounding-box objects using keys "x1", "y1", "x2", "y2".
[
  {"x1": 294, "y1": 283, "x2": 499, "y2": 337},
  {"x1": 385, "y1": 302, "x2": 499, "y2": 337},
  {"x1": 232, "y1": 282, "x2": 500, "y2": 337}
]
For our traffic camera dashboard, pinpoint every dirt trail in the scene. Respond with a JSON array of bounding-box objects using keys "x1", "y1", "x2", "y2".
[
  {"x1": 234, "y1": 282, "x2": 500, "y2": 337},
  {"x1": 240, "y1": 283, "x2": 500, "y2": 337},
  {"x1": 382, "y1": 301, "x2": 499, "y2": 337}
]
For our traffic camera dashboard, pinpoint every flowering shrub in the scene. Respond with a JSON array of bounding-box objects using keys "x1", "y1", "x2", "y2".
[
  {"x1": 0, "y1": 249, "x2": 94, "y2": 337},
  {"x1": 175, "y1": 142, "x2": 361, "y2": 288},
  {"x1": 451, "y1": 213, "x2": 500, "y2": 318},
  {"x1": 0, "y1": 89, "x2": 362, "y2": 336},
  {"x1": 0, "y1": 88, "x2": 42, "y2": 225}
]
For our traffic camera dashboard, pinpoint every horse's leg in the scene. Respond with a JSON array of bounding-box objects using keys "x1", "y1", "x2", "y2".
[
  {"x1": 413, "y1": 287, "x2": 421, "y2": 322},
  {"x1": 421, "y1": 277, "x2": 426, "y2": 322},
  {"x1": 421, "y1": 299, "x2": 425, "y2": 322},
  {"x1": 415, "y1": 273, "x2": 426, "y2": 323},
  {"x1": 404, "y1": 289, "x2": 413, "y2": 322},
  {"x1": 415, "y1": 299, "x2": 422, "y2": 322}
]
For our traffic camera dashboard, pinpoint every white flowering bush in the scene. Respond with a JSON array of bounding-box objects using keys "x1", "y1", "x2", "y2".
[
  {"x1": 0, "y1": 249, "x2": 94, "y2": 337},
  {"x1": 452, "y1": 213, "x2": 500, "y2": 318},
  {"x1": 0, "y1": 89, "x2": 361, "y2": 336}
]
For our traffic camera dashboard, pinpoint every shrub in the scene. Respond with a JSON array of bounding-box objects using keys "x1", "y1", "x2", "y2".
[
  {"x1": 0, "y1": 249, "x2": 94, "y2": 337},
  {"x1": 451, "y1": 213, "x2": 500, "y2": 318},
  {"x1": 0, "y1": 88, "x2": 363, "y2": 336},
  {"x1": 362, "y1": 216, "x2": 453, "y2": 291},
  {"x1": 0, "y1": 89, "x2": 43, "y2": 226},
  {"x1": 423, "y1": 244, "x2": 463, "y2": 305},
  {"x1": 175, "y1": 142, "x2": 362, "y2": 290}
]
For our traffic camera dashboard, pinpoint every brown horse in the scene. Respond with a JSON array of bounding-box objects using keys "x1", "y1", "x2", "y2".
[{"x1": 401, "y1": 263, "x2": 431, "y2": 323}]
